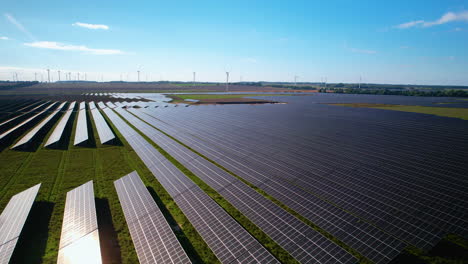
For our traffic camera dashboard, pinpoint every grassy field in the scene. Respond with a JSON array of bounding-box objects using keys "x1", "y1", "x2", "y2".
[{"x1": 331, "y1": 103, "x2": 468, "y2": 121}]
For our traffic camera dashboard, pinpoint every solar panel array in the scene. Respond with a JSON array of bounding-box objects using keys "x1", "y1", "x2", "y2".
[
  {"x1": 57, "y1": 181, "x2": 102, "y2": 264},
  {"x1": 11, "y1": 102, "x2": 66, "y2": 149},
  {"x1": 0, "y1": 184, "x2": 41, "y2": 264},
  {"x1": 73, "y1": 102, "x2": 88, "y2": 146},
  {"x1": 101, "y1": 106, "x2": 278, "y2": 264},
  {"x1": 132, "y1": 97, "x2": 468, "y2": 263},
  {"x1": 0, "y1": 102, "x2": 56, "y2": 141},
  {"x1": 89, "y1": 102, "x2": 115, "y2": 144},
  {"x1": 114, "y1": 171, "x2": 191, "y2": 264},
  {"x1": 120, "y1": 107, "x2": 356, "y2": 263},
  {"x1": 45, "y1": 101, "x2": 76, "y2": 147},
  {"x1": 0, "y1": 101, "x2": 44, "y2": 129}
]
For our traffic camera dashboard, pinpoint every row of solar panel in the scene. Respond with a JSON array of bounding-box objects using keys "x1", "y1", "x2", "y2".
[
  {"x1": 0, "y1": 101, "x2": 116, "y2": 149},
  {"x1": 118, "y1": 107, "x2": 357, "y2": 263},
  {"x1": 101, "y1": 104, "x2": 280, "y2": 264},
  {"x1": 0, "y1": 170, "x2": 189, "y2": 264},
  {"x1": 136, "y1": 102, "x2": 467, "y2": 262}
]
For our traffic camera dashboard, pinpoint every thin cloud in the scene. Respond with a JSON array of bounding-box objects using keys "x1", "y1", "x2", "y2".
[
  {"x1": 0, "y1": 36, "x2": 9, "y2": 40},
  {"x1": 396, "y1": 20, "x2": 424, "y2": 29},
  {"x1": 72, "y1": 22, "x2": 109, "y2": 30},
  {"x1": 396, "y1": 11, "x2": 468, "y2": 29},
  {"x1": 24, "y1": 41, "x2": 123, "y2": 55},
  {"x1": 4, "y1": 13, "x2": 36, "y2": 41}
]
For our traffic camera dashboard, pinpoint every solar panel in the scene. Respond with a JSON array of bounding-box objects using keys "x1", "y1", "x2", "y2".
[
  {"x1": 120, "y1": 108, "x2": 357, "y2": 264},
  {"x1": 11, "y1": 102, "x2": 66, "y2": 149},
  {"x1": 45, "y1": 102, "x2": 76, "y2": 147},
  {"x1": 0, "y1": 184, "x2": 41, "y2": 264},
  {"x1": 0, "y1": 102, "x2": 56, "y2": 141},
  {"x1": 114, "y1": 171, "x2": 191, "y2": 264},
  {"x1": 105, "y1": 102, "x2": 116, "y2": 109},
  {"x1": 101, "y1": 107, "x2": 278, "y2": 264},
  {"x1": 74, "y1": 103, "x2": 88, "y2": 146},
  {"x1": 88, "y1": 101, "x2": 96, "y2": 110},
  {"x1": 97, "y1": 102, "x2": 106, "y2": 109},
  {"x1": 57, "y1": 181, "x2": 102, "y2": 264},
  {"x1": 90, "y1": 103, "x2": 115, "y2": 144},
  {"x1": 0, "y1": 101, "x2": 44, "y2": 129}
]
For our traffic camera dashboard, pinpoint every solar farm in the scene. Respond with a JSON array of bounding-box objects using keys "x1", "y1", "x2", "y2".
[{"x1": 0, "y1": 91, "x2": 467, "y2": 264}]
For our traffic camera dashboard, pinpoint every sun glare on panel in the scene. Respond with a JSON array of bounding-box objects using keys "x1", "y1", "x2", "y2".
[{"x1": 58, "y1": 230, "x2": 102, "y2": 264}]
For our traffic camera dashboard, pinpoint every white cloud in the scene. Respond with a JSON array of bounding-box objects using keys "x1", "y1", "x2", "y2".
[
  {"x1": 396, "y1": 11, "x2": 468, "y2": 29},
  {"x1": 4, "y1": 13, "x2": 36, "y2": 41},
  {"x1": 24, "y1": 41, "x2": 123, "y2": 55},
  {"x1": 0, "y1": 36, "x2": 9, "y2": 40},
  {"x1": 72, "y1": 22, "x2": 109, "y2": 30},
  {"x1": 396, "y1": 20, "x2": 424, "y2": 29}
]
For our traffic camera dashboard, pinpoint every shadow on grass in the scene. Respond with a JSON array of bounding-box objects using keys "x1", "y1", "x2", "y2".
[
  {"x1": 147, "y1": 187, "x2": 203, "y2": 264},
  {"x1": 9, "y1": 201, "x2": 54, "y2": 264},
  {"x1": 85, "y1": 109, "x2": 97, "y2": 148},
  {"x1": 96, "y1": 198, "x2": 122, "y2": 264}
]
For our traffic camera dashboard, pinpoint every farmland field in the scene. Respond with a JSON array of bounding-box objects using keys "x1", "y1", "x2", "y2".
[{"x1": 0, "y1": 91, "x2": 467, "y2": 264}]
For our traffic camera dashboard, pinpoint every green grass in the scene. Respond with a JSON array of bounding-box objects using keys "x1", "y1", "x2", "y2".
[
  {"x1": 331, "y1": 103, "x2": 468, "y2": 121},
  {"x1": 373, "y1": 105, "x2": 468, "y2": 120}
]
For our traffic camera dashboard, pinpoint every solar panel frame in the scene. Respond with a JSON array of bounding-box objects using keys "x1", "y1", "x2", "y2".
[
  {"x1": 0, "y1": 102, "x2": 56, "y2": 141},
  {"x1": 57, "y1": 181, "x2": 102, "y2": 264},
  {"x1": 0, "y1": 184, "x2": 41, "y2": 264},
  {"x1": 74, "y1": 104, "x2": 88, "y2": 146},
  {"x1": 114, "y1": 171, "x2": 191, "y2": 264},
  {"x1": 90, "y1": 103, "x2": 115, "y2": 144},
  {"x1": 45, "y1": 102, "x2": 76, "y2": 147},
  {"x1": 11, "y1": 102, "x2": 66, "y2": 149}
]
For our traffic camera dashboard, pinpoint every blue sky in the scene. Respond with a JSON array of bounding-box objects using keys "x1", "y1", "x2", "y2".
[{"x1": 1, "y1": 0, "x2": 468, "y2": 85}]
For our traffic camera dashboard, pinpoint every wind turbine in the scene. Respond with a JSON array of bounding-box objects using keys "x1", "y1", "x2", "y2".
[
  {"x1": 225, "y1": 71, "x2": 230, "y2": 92},
  {"x1": 58, "y1": 70, "x2": 61, "y2": 81},
  {"x1": 34, "y1": 72, "x2": 37, "y2": 82},
  {"x1": 294, "y1": 75, "x2": 299, "y2": 86},
  {"x1": 47, "y1": 69, "x2": 50, "y2": 83},
  {"x1": 193, "y1": 72, "x2": 196, "y2": 86},
  {"x1": 358, "y1": 76, "x2": 362, "y2": 89}
]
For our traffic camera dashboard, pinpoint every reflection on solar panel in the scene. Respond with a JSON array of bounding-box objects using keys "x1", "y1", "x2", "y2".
[
  {"x1": 11, "y1": 102, "x2": 66, "y2": 149},
  {"x1": 45, "y1": 102, "x2": 76, "y2": 147},
  {"x1": 114, "y1": 171, "x2": 191, "y2": 264},
  {"x1": 57, "y1": 181, "x2": 102, "y2": 264},
  {"x1": 0, "y1": 184, "x2": 41, "y2": 264},
  {"x1": 90, "y1": 102, "x2": 114, "y2": 144},
  {"x1": 74, "y1": 102, "x2": 88, "y2": 146},
  {"x1": 102, "y1": 107, "x2": 278, "y2": 264},
  {"x1": 97, "y1": 102, "x2": 106, "y2": 109},
  {"x1": 105, "y1": 102, "x2": 116, "y2": 109},
  {"x1": 0, "y1": 102, "x2": 56, "y2": 141},
  {"x1": 0, "y1": 101, "x2": 44, "y2": 129},
  {"x1": 120, "y1": 108, "x2": 356, "y2": 264}
]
